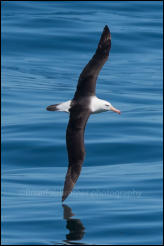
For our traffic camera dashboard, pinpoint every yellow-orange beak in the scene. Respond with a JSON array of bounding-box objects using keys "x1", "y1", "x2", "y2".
[{"x1": 110, "y1": 105, "x2": 121, "y2": 114}]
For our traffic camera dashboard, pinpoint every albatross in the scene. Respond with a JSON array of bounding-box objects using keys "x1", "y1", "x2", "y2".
[{"x1": 47, "y1": 25, "x2": 120, "y2": 202}]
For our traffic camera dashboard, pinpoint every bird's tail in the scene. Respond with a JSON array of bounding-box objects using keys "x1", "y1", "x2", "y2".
[
  {"x1": 47, "y1": 100, "x2": 71, "y2": 112},
  {"x1": 46, "y1": 104, "x2": 59, "y2": 111}
]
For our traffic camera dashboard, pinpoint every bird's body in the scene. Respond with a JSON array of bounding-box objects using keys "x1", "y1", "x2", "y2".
[
  {"x1": 47, "y1": 25, "x2": 120, "y2": 202},
  {"x1": 49, "y1": 96, "x2": 118, "y2": 114}
]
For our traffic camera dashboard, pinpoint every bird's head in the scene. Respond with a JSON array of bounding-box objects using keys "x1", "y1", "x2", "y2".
[{"x1": 103, "y1": 100, "x2": 121, "y2": 114}]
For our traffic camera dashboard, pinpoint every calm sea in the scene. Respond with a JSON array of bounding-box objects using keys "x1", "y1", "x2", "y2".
[{"x1": 1, "y1": 1, "x2": 163, "y2": 245}]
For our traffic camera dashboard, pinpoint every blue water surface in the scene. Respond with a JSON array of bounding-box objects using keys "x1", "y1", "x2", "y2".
[{"x1": 1, "y1": 1, "x2": 163, "y2": 245}]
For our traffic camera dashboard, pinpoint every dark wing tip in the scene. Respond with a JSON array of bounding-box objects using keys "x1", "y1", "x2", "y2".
[
  {"x1": 62, "y1": 164, "x2": 82, "y2": 202},
  {"x1": 62, "y1": 185, "x2": 73, "y2": 202},
  {"x1": 96, "y1": 25, "x2": 111, "y2": 57},
  {"x1": 62, "y1": 195, "x2": 66, "y2": 202},
  {"x1": 61, "y1": 167, "x2": 75, "y2": 202},
  {"x1": 100, "y1": 24, "x2": 111, "y2": 44},
  {"x1": 104, "y1": 25, "x2": 110, "y2": 34}
]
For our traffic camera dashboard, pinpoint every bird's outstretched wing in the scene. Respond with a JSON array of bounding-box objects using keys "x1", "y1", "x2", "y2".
[
  {"x1": 62, "y1": 25, "x2": 111, "y2": 201},
  {"x1": 62, "y1": 105, "x2": 90, "y2": 202},
  {"x1": 73, "y1": 25, "x2": 111, "y2": 100}
]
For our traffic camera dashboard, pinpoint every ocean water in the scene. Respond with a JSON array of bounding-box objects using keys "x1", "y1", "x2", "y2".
[{"x1": 1, "y1": 1, "x2": 163, "y2": 245}]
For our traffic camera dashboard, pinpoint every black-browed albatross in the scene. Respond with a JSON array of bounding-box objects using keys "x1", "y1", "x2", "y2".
[{"x1": 47, "y1": 25, "x2": 120, "y2": 202}]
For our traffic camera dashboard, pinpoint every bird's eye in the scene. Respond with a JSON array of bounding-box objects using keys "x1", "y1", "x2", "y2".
[{"x1": 105, "y1": 104, "x2": 109, "y2": 106}]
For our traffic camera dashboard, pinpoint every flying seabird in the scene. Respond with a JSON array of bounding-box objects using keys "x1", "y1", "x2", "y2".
[{"x1": 47, "y1": 25, "x2": 120, "y2": 202}]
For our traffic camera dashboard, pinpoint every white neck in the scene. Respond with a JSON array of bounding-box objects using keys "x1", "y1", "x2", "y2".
[{"x1": 90, "y1": 96, "x2": 107, "y2": 114}]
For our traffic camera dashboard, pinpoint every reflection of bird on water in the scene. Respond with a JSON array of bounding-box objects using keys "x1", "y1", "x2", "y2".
[{"x1": 63, "y1": 204, "x2": 85, "y2": 242}]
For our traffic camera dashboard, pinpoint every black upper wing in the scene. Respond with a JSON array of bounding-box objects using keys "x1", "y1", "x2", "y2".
[
  {"x1": 62, "y1": 104, "x2": 90, "y2": 202},
  {"x1": 73, "y1": 25, "x2": 111, "y2": 100}
]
